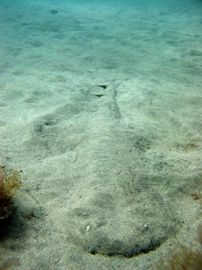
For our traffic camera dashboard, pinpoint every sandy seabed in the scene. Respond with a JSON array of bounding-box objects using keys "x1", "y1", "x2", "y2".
[{"x1": 0, "y1": 0, "x2": 202, "y2": 269}]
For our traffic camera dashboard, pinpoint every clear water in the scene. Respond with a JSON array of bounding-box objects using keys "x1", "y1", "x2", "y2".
[
  {"x1": 1, "y1": 0, "x2": 202, "y2": 83},
  {"x1": 0, "y1": 1, "x2": 202, "y2": 269}
]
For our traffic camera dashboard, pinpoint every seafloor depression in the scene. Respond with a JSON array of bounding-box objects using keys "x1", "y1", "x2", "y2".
[{"x1": 0, "y1": 0, "x2": 202, "y2": 269}]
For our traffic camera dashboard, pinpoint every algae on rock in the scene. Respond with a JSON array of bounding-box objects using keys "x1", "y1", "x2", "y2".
[{"x1": 0, "y1": 166, "x2": 21, "y2": 220}]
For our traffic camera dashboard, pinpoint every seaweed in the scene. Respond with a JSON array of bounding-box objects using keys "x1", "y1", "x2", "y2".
[
  {"x1": 0, "y1": 257, "x2": 20, "y2": 270},
  {"x1": 0, "y1": 166, "x2": 21, "y2": 220},
  {"x1": 191, "y1": 191, "x2": 202, "y2": 203},
  {"x1": 155, "y1": 224, "x2": 202, "y2": 270},
  {"x1": 159, "y1": 248, "x2": 202, "y2": 270}
]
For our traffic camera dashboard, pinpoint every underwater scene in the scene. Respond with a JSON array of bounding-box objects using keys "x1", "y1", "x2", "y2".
[{"x1": 0, "y1": 0, "x2": 202, "y2": 269}]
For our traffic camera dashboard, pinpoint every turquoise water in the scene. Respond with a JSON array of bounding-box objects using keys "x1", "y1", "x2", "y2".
[
  {"x1": 1, "y1": 0, "x2": 202, "y2": 83},
  {"x1": 0, "y1": 1, "x2": 202, "y2": 269}
]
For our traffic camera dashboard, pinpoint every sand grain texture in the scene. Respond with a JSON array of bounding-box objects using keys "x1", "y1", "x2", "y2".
[{"x1": 0, "y1": 0, "x2": 202, "y2": 269}]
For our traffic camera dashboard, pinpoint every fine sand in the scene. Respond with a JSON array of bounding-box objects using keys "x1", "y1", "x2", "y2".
[{"x1": 0, "y1": 0, "x2": 202, "y2": 269}]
